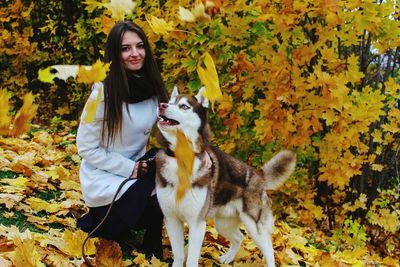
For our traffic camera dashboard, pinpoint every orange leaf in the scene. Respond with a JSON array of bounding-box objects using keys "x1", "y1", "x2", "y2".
[
  {"x1": 175, "y1": 129, "x2": 194, "y2": 203},
  {"x1": 10, "y1": 92, "x2": 38, "y2": 137},
  {"x1": 0, "y1": 90, "x2": 11, "y2": 136},
  {"x1": 95, "y1": 240, "x2": 125, "y2": 267}
]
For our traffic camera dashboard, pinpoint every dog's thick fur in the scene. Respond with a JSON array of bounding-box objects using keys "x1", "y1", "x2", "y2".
[{"x1": 155, "y1": 87, "x2": 296, "y2": 267}]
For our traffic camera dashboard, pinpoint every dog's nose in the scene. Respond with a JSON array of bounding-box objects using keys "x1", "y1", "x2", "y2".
[{"x1": 159, "y1": 103, "x2": 168, "y2": 112}]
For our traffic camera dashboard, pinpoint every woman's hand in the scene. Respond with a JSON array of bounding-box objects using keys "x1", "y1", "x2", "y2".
[{"x1": 130, "y1": 160, "x2": 149, "y2": 179}]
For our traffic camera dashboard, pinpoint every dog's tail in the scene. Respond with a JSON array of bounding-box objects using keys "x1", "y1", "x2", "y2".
[{"x1": 262, "y1": 150, "x2": 296, "y2": 190}]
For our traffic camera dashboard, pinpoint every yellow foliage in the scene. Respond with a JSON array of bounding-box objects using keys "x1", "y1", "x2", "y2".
[{"x1": 175, "y1": 129, "x2": 194, "y2": 203}]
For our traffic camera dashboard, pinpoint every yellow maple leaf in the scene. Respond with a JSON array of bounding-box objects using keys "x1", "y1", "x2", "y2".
[
  {"x1": 83, "y1": 85, "x2": 103, "y2": 124},
  {"x1": 103, "y1": 0, "x2": 137, "y2": 21},
  {"x1": 146, "y1": 15, "x2": 174, "y2": 36},
  {"x1": 95, "y1": 239, "x2": 125, "y2": 267},
  {"x1": 100, "y1": 14, "x2": 115, "y2": 35},
  {"x1": 63, "y1": 229, "x2": 97, "y2": 257},
  {"x1": 77, "y1": 59, "x2": 110, "y2": 84},
  {"x1": 175, "y1": 129, "x2": 194, "y2": 203},
  {"x1": 10, "y1": 92, "x2": 38, "y2": 137},
  {"x1": 12, "y1": 236, "x2": 45, "y2": 267},
  {"x1": 197, "y1": 52, "x2": 222, "y2": 110},
  {"x1": 25, "y1": 197, "x2": 63, "y2": 213},
  {"x1": 0, "y1": 90, "x2": 12, "y2": 135}
]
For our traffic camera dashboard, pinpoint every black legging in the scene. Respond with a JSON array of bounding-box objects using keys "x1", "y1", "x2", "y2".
[{"x1": 77, "y1": 148, "x2": 163, "y2": 258}]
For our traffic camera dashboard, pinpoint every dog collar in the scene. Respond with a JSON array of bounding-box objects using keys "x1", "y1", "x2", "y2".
[
  {"x1": 165, "y1": 149, "x2": 212, "y2": 167},
  {"x1": 166, "y1": 148, "x2": 175, "y2": 157}
]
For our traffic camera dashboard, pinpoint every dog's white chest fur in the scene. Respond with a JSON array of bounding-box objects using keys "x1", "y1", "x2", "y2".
[{"x1": 156, "y1": 156, "x2": 208, "y2": 221}]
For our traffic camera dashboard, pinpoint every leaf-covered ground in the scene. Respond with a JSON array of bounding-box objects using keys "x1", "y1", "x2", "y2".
[{"x1": 0, "y1": 127, "x2": 399, "y2": 266}]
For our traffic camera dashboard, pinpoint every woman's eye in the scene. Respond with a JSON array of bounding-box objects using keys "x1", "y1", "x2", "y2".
[
  {"x1": 179, "y1": 104, "x2": 190, "y2": 110},
  {"x1": 137, "y1": 43, "x2": 144, "y2": 49},
  {"x1": 122, "y1": 46, "x2": 130, "y2": 52}
]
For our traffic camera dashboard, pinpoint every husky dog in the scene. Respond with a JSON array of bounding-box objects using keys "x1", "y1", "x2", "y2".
[{"x1": 155, "y1": 87, "x2": 296, "y2": 267}]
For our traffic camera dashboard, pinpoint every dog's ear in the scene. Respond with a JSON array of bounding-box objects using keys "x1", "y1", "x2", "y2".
[
  {"x1": 195, "y1": 86, "x2": 209, "y2": 108},
  {"x1": 171, "y1": 86, "x2": 179, "y2": 100}
]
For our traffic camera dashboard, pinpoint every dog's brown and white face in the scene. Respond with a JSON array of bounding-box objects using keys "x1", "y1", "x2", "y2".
[{"x1": 157, "y1": 87, "x2": 210, "y2": 152}]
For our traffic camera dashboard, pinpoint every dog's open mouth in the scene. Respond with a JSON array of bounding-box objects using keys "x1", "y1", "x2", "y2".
[{"x1": 158, "y1": 115, "x2": 180, "y2": 126}]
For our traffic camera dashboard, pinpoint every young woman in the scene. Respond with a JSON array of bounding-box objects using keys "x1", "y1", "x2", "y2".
[{"x1": 76, "y1": 21, "x2": 169, "y2": 259}]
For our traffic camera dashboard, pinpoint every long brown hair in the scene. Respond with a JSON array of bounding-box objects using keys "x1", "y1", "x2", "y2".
[{"x1": 102, "y1": 21, "x2": 169, "y2": 148}]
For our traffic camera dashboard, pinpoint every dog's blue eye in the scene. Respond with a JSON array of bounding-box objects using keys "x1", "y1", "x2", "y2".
[{"x1": 179, "y1": 104, "x2": 190, "y2": 110}]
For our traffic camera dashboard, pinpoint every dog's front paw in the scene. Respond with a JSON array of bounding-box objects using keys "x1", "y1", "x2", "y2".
[{"x1": 219, "y1": 252, "x2": 235, "y2": 264}]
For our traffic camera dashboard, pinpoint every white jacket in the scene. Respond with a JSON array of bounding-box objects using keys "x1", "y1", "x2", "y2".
[{"x1": 76, "y1": 83, "x2": 158, "y2": 207}]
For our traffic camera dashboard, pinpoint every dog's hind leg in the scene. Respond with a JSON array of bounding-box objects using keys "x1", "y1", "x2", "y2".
[
  {"x1": 240, "y1": 213, "x2": 275, "y2": 267},
  {"x1": 215, "y1": 216, "x2": 243, "y2": 264},
  {"x1": 165, "y1": 216, "x2": 185, "y2": 267},
  {"x1": 186, "y1": 219, "x2": 206, "y2": 267}
]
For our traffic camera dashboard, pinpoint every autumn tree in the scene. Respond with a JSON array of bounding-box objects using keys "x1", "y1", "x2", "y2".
[{"x1": 1, "y1": 0, "x2": 399, "y2": 263}]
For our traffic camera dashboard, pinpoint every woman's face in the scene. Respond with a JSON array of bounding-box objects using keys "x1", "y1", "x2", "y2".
[{"x1": 121, "y1": 31, "x2": 146, "y2": 71}]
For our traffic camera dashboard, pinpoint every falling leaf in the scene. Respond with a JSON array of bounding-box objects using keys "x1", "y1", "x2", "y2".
[
  {"x1": 100, "y1": 14, "x2": 115, "y2": 35},
  {"x1": 83, "y1": 85, "x2": 103, "y2": 124},
  {"x1": 37, "y1": 67, "x2": 55, "y2": 83},
  {"x1": 38, "y1": 65, "x2": 80, "y2": 84},
  {"x1": 38, "y1": 62, "x2": 108, "y2": 84},
  {"x1": 197, "y1": 52, "x2": 222, "y2": 110},
  {"x1": 76, "y1": 59, "x2": 110, "y2": 84},
  {"x1": 104, "y1": 0, "x2": 137, "y2": 21},
  {"x1": 178, "y1": 6, "x2": 196, "y2": 22},
  {"x1": 0, "y1": 90, "x2": 11, "y2": 135},
  {"x1": 10, "y1": 92, "x2": 38, "y2": 137},
  {"x1": 177, "y1": 2, "x2": 210, "y2": 22},
  {"x1": 95, "y1": 240, "x2": 125, "y2": 267},
  {"x1": 191, "y1": 2, "x2": 211, "y2": 20},
  {"x1": 175, "y1": 129, "x2": 194, "y2": 203},
  {"x1": 146, "y1": 15, "x2": 174, "y2": 36}
]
